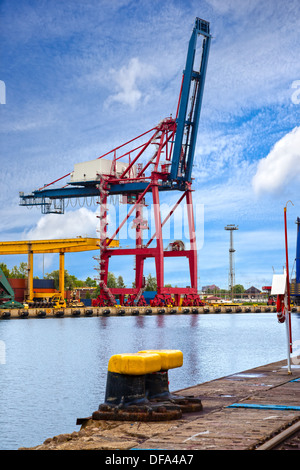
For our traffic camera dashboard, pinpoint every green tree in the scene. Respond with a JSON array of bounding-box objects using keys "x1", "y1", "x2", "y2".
[
  {"x1": 93, "y1": 284, "x2": 100, "y2": 298},
  {"x1": 91, "y1": 272, "x2": 117, "y2": 297},
  {"x1": 234, "y1": 284, "x2": 245, "y2": 294},
  {"x1": 45, "y1": 269, "x2": 81, "y2": 290},
  {"x1": 10, "y1": 262, "x2": 27, "y2": 278},
  {"x1": 0, "y1": 263, "x2": 10, "y2": 278},
  {"x1": 45, "y1": 270, "x2": 61, "y2": 289},
  {"x1": 117, "y1": 275, "x2": 126, "y2": 288},
  {"x1": 85, "y1": 276, "x2": 97, "y2": 287},
  {"x1": 220, "y1": 289, "x2": 228, "y2": 299},
  {"x1": 107, "y1": 272, "x2": 117, "y2": 288},
  {"x1": 145, "y1": 274, "x2": 157, "y2": 291},
  {"x1": 72, "y1": 276, "x2": 84, "y2": 288}
]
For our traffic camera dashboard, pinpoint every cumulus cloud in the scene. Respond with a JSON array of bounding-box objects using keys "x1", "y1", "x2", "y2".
[
  {"x1": 105, "y1": 57, "x2": 156, "y2": 109},
  {"x1": 24, "y1": 207, "x2": 98, "y2": 240},
  {"x1": 252, "y1": 126, "x2": 300, "y2": 195}
]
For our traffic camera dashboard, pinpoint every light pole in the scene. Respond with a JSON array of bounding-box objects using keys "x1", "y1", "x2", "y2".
[{"x1": 225, "y1": 225, "x2": 239, "y2": 301}]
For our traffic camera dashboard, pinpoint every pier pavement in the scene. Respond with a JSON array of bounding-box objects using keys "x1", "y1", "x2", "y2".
[{"x1": 20, "y1": 359, "x2": 300, "y2": 450}]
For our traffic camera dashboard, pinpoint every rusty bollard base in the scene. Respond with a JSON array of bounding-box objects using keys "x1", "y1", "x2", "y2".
[
  {"x1": 145, "y1": 370, "x2": 203, "y2": 413},
  {"x1": 92, "y1": 364, "x2": 182, "y2": 422},
  {"x1": 92, "y1": 371, "x2": 181, "y2": 421},
  {"x1": 139, "y1": 350, "x2": 203, "y2": 413}
]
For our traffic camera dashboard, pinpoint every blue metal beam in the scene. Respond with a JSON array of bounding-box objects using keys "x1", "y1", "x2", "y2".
[
  {"x1": 170, "y1": 18, "x2": 211, "y2": 182},
  {"x1": 185, "y1": 37, "x2": 211, "y2": 182},
  {"x1": 19, "y1": 181, "x2": 184, "y2": 204}
]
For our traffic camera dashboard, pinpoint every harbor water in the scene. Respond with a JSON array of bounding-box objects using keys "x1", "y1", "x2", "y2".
[{"x1": 0, "y1": 312, "x2": 300, "y2": 450}]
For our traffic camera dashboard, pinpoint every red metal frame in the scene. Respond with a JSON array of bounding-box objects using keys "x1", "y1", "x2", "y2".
[
  {"x1": 92, "y1": 118, "x2": 201, "y2": 307},
  {"x1": 93, "y1": 187, "x2": 200, "y2": 306}
]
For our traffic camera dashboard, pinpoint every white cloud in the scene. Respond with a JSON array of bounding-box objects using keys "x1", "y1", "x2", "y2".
[
  {"x1": 24, "y1": 207, "x2": 98, "y2": 240},
  {"x1": 252, "y1": 126, "x2": 300, "y2": 195},
  {"x1": 105, "y1": 57, "x2": 156, "y2": 109}
]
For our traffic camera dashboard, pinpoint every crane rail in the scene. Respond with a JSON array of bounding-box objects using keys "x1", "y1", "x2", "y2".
[{"x1": 256, "y1": 419, "x2": 300, "y2": 450}]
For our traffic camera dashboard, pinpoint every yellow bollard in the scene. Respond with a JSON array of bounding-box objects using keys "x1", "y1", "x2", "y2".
[{"x1": 91, "y1": 352, "x2": 182, "y2": 422}]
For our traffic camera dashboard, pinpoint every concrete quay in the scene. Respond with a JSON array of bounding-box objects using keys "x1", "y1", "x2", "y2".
[
  {"x1": 20, "y1": 359, "x2": 300, "y2": 450},
  {"x1": 2, "y1": 304, "x2": 300, "y2": 319}
]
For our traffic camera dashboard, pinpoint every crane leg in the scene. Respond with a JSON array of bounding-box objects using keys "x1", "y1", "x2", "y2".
[
  {"x1": 186, "y1": 187, "x2": 197, "y2": 291},
  {"x1": 152, "y1": 182, "x2": 164, "y2": 293}
]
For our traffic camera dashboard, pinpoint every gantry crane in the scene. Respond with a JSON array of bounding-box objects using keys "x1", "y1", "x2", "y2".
[
  {"x1": 0, "y1": 238, "x2": 118, "y2": 306},
  {"x1": 19, "y1": 18, "x2": 212, "y2": 307}
]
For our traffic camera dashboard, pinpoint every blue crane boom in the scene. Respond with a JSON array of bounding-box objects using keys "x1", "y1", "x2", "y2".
[{"x1": 170, "y1": 18, "x2": 211, "y2": 183}]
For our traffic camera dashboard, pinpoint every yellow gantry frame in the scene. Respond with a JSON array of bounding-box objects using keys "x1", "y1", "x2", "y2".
[{"x1": 0, "y1": 237, "x2": 119, "y2": 301}]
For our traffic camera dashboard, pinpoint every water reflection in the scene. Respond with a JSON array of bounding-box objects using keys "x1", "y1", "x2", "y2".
[{"x1": 135, "y1": 315, "x2": 145, "y2": 329}]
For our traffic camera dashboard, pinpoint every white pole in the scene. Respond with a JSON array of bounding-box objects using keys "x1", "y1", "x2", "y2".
[
  {"x1": 284, "y1": 202, "x2": 293, "y2": 374},
  {"x1": 285, "y1": 307, "x2": 292, "y2": 374}
]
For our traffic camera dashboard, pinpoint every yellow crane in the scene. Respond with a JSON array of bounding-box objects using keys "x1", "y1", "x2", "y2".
[{"x1": 0, "y1": 237, "x2": 119, "y2": 306}]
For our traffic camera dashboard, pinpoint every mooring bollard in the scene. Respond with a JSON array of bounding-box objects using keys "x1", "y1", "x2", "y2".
[
  {"x1": 91, "y1": 352, "x2": 182, "y2": 422},
  {"x1": 104, "y1": 352, "x2": 161, "y2": 406},
  {"x1": 83, "y1": 349, "x2": 204, "y2": 424},
  {"x1": 139, "y1": 349, "x2": 203, "y2": 412}
]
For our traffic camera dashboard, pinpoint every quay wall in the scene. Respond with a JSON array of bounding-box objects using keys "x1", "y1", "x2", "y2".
[{"x1": 1, "y1": 304, "x2": 300, "y2": 319}]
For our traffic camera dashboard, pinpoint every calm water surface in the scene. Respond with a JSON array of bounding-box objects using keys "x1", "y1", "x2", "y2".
[{"x1": 0, "y1": 313, "x2": 300, "y2": 450}]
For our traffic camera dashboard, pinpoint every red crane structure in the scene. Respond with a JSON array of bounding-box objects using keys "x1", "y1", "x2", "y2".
[{"x1": 20, "y1": 18, "x2": 212, "y2": 308}]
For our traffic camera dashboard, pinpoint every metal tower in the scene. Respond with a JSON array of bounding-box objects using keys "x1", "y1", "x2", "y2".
[{"x1": 224, "y1": 224, "x2": 239, "y2": 300}]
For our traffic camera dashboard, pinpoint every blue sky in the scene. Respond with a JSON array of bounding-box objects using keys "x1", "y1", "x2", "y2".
[{"x1": 0, "y1": 0, "x2": 300, "y2": 290}]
